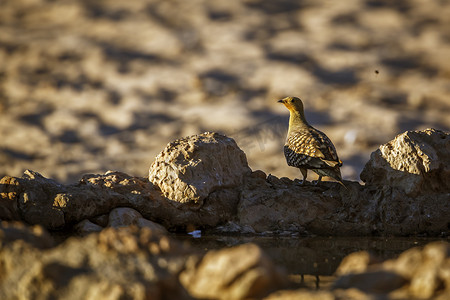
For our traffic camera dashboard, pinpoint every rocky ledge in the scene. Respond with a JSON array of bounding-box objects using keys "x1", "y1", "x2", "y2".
[{"x1": 0, "y1": 129, "x2": 449, "y2": 236}]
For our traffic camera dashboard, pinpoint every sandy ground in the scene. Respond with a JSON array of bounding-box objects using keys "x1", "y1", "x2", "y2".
[{"x1": 1, "y1": 0, "x2": 449, "y2": 183}]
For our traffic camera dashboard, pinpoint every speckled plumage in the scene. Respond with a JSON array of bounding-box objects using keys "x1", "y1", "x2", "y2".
[{"x1": 278, "y1": 96, "x2": 344, "y2": 186}]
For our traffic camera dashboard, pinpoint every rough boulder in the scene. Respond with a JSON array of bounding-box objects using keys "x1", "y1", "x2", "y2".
[
  {"x1": 360, "y1": 128, "x2": 450, "y2": 196},
  {"x1": 149, "y1": 132, "x2": 251, "y2": 205},
  {"x1": 333, "y1": 241, "x2": 450, "y2": 299}
]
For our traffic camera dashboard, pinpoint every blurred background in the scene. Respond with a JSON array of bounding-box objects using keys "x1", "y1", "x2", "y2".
[{"x1": 0, "y1": 0, "x2": 449, "y2": 183}]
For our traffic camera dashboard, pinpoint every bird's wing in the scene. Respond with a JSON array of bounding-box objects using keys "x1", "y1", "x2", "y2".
[
  {"x1": 310, "y1": 128, "x2": 341, "y2": 164},
  {"x1": 286, "y1": 128, "x2": 341, "y2": 166},
  {"x1": 286, "y1": 131, "x2": 324, "y2": 158}
]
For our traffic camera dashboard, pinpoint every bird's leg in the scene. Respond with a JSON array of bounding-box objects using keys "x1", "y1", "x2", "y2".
[
  {"x1": 300, "y1": 168, "x2": 308, "y2": 185},
  {"x1": 314, "y1": 176, "x2": 322, "y2": 186}
]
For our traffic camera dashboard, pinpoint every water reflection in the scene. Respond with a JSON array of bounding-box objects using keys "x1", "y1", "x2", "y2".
[{"x1": 176, "y1": 235, "x2": 447, "y2": 276}]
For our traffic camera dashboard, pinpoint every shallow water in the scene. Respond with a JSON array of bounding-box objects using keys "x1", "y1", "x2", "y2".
[{"x1": 177, "y1": 235, "x2": 449, "y2": 276}]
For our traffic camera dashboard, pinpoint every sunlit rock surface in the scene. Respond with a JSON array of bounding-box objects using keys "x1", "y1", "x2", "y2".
[
  {"x1": 0, "y1": 225, "x2": 193, "y2": 300},
  {"x1": 333, "y1": 241, "x2": 450, "y2": 300},
  {"x1": 361, "y1": 128, "x2": 450, "y2": 196},
  {"x1": 180, "y1": 243, "x2": 287, "y2": 300},
  {"x1": 149, "y1": 132, "x2": 251, "y2": 205}
]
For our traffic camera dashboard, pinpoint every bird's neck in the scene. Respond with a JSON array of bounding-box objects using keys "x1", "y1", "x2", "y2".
[{"x1": 289, "y1": 110, "x2": 309, "y2": 131}]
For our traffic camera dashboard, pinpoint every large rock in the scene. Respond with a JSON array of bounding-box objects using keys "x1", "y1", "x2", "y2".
[
  {"x1": 149, "y1": 132, "x2": 251, "y2": 205},
  {"x1": 237, "y1": 170, "x2": 373, "y2": 235},
  {"x1": 360, "y1": 128, "x2": 450, "y2": 196},
  {"x1": 333, "y1": 241, "x2": 450, "y2": 300},
  {"x1": 0, "y1": 170, "x2": 66, "y2": 227},
  {"x1": 0, "y1": 169, "x2": 240, "y2": 230},
  {"x1": 237, "y1": 172, "x2": 345, "y2": 234},
  {"x1": 0, "y1": 170, "x2": 139, "y2": 228},
  {"x1": 0, "y1": 225, "x2": 192, "y2": 300},
  {"x1": 180, "y1": 243, "x2": 287, "y2": 300},
  {"x1": 384, "y1": 242, "x2": 450, "y2": 299},
  {"x1": 334, "y1": 251, "x2": 383, "y2": 276},
  {"x1": 236, "y1": 169, "x2": 449, "y2": 236}
]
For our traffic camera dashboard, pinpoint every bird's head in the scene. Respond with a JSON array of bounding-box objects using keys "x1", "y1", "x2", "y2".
[{"x1": 277, "y1": 96, "x2": 304, "y2": 114}]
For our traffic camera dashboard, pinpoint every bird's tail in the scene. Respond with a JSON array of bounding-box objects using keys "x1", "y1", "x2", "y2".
[
  {"x1": 325, "y1": 167, "x2": 348, "y2": 190},
  {"x1": 337, "y1": 179, "x2": 348, "y2": 190}
]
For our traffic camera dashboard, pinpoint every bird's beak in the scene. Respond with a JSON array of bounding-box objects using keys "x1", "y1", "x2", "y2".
[{"x1": 277, "y1": 99, "x2": 284, "y2": 103}]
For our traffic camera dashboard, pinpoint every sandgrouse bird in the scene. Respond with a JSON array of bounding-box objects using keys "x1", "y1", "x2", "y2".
[{"x1": 278, "y1": 96, "x2": 344, "y2": 186}]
